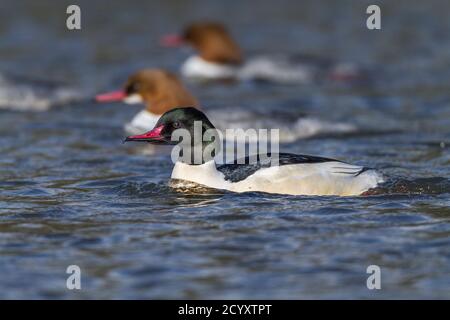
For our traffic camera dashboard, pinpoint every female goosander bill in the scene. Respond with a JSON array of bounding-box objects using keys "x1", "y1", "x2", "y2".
[
  {"x1": 95, "y1": 69, "x2": 199, "y2": 134},
  {"x1": 161, "y1": 21, "x2": 363, "y2": 83},
  {"x1": 124, "y1": 107, "x2": 383, "y2": 196},
  {"x1": 96, "y1": 68, "x2": 356, "y2": 141}
]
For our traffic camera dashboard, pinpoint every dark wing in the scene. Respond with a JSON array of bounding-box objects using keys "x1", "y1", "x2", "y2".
[{"x1": 216, "y1": 153, "x2": 341, "y2": 183}]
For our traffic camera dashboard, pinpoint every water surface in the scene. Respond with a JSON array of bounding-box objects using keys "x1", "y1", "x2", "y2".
[{"x1": 0, "y1": 0, "x2": 449, "y2": 299}]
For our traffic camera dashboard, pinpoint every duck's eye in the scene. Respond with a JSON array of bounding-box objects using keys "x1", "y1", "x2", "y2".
[
  {"x1": 133, "y1": 83, "x2": 141, "y2": 91},
  {"x1": 172, "y1": 121, "x2": 181, "y2": 129},
  {"x1": 126, "y1": 82, "x2": 141, "y2": 94}
]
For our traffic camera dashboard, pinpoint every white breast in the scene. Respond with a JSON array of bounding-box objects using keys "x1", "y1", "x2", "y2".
[
  {"x1": 124, "y1": 110, "x2": 161, "y2": 135},
  {"x1": 171, "y1": 161, "x2": 231, "y2": 190},
  {"x1": 181, "y1": 56, "x2": 239, "y2": 80},
  {"x1": 170, "y1": 161, "x2": 384, "y2": 196}
]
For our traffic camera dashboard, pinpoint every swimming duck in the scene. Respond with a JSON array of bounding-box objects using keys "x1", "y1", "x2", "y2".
[
  {"x1": 95, "y1": 69, "x2": 199, "y2": 134},
  {"x1": 161, "y1": 21, "x2": 363, "y2": 83},
  {"x1": 124, "y1": 107, "x2": 383, "y2": 196}
]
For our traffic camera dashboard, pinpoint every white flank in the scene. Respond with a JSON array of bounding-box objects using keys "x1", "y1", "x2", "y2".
[
  {"x1": 181, "y1": 56, "x2": 238, "y2": 79},
  {"x1": 171, "y1": 160, "x2": 384, "y2": 196}
]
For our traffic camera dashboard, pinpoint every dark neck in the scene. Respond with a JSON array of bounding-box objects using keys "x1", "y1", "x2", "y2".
[{"x1": 175, "y1": 130, "x2": 221, "y2": 165}]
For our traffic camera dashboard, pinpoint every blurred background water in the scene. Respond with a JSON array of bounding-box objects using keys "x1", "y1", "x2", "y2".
[{"x1": 0, "y1": 0, "x2": 449, "y2": 299}]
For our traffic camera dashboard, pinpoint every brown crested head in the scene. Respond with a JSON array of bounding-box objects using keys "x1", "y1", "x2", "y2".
[
  {"x1": 182, "y1": 22, "x2": 243, "y2": 65},
  {"x1": 123, "y1": 69, "x2": 199, "y2": 115}
]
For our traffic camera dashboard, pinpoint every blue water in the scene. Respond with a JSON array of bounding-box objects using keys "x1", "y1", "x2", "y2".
[{"x1": 0, "y1": 0, "x2": 449, "y2": 299}]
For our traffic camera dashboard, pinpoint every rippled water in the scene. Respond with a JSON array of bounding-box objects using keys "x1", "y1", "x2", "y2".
[{"x1": 1, "y1": 0, "x2": 450, "y2": 299}]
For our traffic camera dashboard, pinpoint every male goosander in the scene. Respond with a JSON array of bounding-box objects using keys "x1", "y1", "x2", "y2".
[
  {"x1": 96, "y1": 68, "x2": 356, "y2": 141},
  {"x1": 95, "y1": 69, "x2": 199, "y2": 134},
  {"x1": 124, "y1": 107, "x2": 383, "y2": 196},
  {"x1": 0, "y1": 72, "x2": 79, "y2": 111},
  {"x1": 161, "y1": 21, "x2": 363, "y2": 83}
]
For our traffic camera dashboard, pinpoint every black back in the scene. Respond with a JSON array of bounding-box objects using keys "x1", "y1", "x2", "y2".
[{"x1": 216, "y1": 153, "x2": 340, "y2": 183}]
